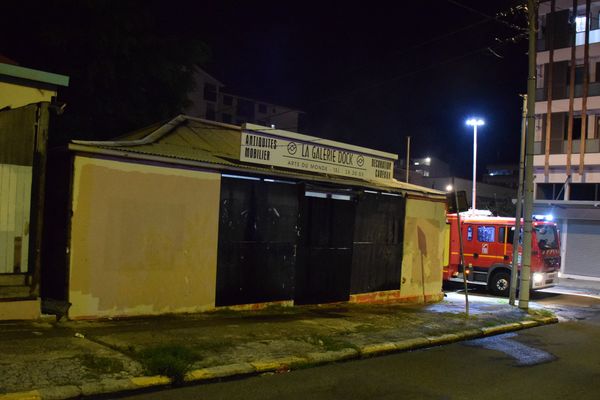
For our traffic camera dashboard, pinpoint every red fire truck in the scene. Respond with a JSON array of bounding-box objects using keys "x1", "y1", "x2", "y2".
[{"x1": 443, "y1": 211, "x2": 561, "y2": 296}]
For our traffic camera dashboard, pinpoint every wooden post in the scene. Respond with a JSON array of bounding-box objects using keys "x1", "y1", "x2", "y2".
[
  {"x1": 509, "y1": 95, "x2": 527, "y2": 306},
  {"x1": 566, "y1": 0, "x2": 578, "y2": 176},
  {"x1": 28, "y1": 102, "x2": 50, "y2": 297},
  {"x1": 544, "y1": 0, "x2": 556, "y2": 177},
  {"x1": 580, "y1": 0, "x2": 591, "y2": 175}
]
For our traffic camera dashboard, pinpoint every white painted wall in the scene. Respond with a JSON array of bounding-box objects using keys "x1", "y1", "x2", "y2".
[{"x1": 0, "y1": 164, "x2": 31, "y2": 274}]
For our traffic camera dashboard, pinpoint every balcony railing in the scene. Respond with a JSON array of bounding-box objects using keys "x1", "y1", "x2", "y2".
[
  {"x1": 536, "y1": 82, "x2": 600, "y2": 101},
  {"x1": 537, "y1": 28, "x2": 600, "y2": 52},
  {"x1": 534, "y1": 139, "x2": 600, "y2": 154}
]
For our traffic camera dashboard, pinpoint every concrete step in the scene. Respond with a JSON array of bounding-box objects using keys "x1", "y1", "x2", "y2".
[
  {"x1": 0, "y1": 285, "x2": 31, "y2": 299},
  {"x1": 0, "y1": 274, "x2": 29, "y2": 286}
]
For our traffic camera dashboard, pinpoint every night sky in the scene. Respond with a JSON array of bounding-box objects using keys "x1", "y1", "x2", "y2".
[
  {"x1": 2, "y1": 0, "x2": 528, "y2": 178},
  {"x1": 197, "y1": 0, "x2": 529, "y2": 177}
]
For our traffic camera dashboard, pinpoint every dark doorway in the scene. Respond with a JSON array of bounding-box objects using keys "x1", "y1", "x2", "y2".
[
  {"x1": 295, "y1": 190, "x2": 356, "y2": 305},
  {"x1": 350, "y1": 192, "x2": 405, "y2": 294},
  {"x1": 215, "y1": 176, "x2": 298, "y2": 307}
]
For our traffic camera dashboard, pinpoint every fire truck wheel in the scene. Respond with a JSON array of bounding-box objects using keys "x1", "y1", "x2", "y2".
[{"x1": 489, "y1": 271, "x2": 511, "y2": 297}]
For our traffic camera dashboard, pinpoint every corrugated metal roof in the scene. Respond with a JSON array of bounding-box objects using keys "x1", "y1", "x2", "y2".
[{"x1": 69, "y1": 115, "x2": 445, "y2": 198}]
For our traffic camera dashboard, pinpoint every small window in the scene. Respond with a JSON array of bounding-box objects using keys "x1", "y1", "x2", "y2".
[
  {"x1": 564, "y1": 115, "x2": 582, "y2": 140},
  {"x1": 222, "y1": 113, "x2": 232, "y2": 123},
  {"x1": 477, "y1": 226, "x2": 496, "y2": 242},
  {"x1": 498, "y1": 227, "x2": 506, "y2": 243},
  {"x1": 203, "y1": 83, "x2": 217, "y2": 101},
  {"x1": 223, "y1": 95, "x2": 233, "y2": 106},
  {"x1": 467, "y1": 226, "x2": 473, "y2": 241},
  {"x1": 205, "y1": 103, "x2": 215, "y2": 120},
  {"x1": 576, "y1": 16, "x2": 587, "y2": 33},
  {"x1": 258, "y1": 104, "x2": 267, "y2": 113},
  {"x1": 508, "y1": 227, "x2": 523, "y2": 245},
  {"x1": 570, "y1": 183, "x2": 597, "y2": 200},
  {"x1": 536, "y1": 183, "x2": 565, "y2": 200}
]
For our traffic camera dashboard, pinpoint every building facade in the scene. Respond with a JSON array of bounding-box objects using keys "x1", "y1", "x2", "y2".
[
  {"x1": 0, "y1": 60, "x2": 69, "y2": 320},
  {"x1": 42, "y1": 117, "x2": 448, "y2": 319},
  {"x1": 185, "y1": 68, "x2": 305, "y2": 132},
  {"x1": 535, "y1": 0, "x2": 600, "y2": 279}
]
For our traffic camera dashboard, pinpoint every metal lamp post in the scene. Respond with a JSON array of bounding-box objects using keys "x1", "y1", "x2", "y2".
[{"x1": 466, "y1": 118, "x2": 484, "y2": 211}]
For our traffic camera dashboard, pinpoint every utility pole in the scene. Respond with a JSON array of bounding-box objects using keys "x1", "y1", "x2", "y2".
[
  {"x1": 454, "y1": 181, "x2": 469, "y2": 316},
  {"x1": 510, "y1": 94, "x2": 527, "y2": 306},
  {"x1": 406, "y1": 136, "x2": 411, "y2": 183},
  {"x1": 519, "y1": 0, "x2": 537, "y2": 310}
]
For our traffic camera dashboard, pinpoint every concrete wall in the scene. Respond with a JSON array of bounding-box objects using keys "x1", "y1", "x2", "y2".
[
  {"x1": 0, "y1": 81, "x2": 55, "y2": 109},
  {"x1": 400, "y1": 197, "x2": 446, "y2": 302},
  {"x1": 68, "y1": 156, "x2": 221, "y2": 319}
]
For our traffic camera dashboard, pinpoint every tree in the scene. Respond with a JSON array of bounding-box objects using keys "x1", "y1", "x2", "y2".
[{"x1": 0, "y1": 0, "x2": 210, "y2": 144}]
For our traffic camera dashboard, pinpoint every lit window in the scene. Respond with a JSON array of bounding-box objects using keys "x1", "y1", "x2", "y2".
[
  {"x1": 477, "y1": 226, "x2": 496, "y2": 243},
  {"x1": 576, "y1": 16, "x2": 587, "y2": 33}
]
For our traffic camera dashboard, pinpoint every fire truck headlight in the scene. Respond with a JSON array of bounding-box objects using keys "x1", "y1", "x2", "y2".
[{"x1": 533, "y1": 273, "x2": 544, "y2": 284}]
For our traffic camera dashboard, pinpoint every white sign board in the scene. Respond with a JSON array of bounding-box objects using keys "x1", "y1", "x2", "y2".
[{"x1": 240, "y1": 130, "x2": 395, "y2": 182}]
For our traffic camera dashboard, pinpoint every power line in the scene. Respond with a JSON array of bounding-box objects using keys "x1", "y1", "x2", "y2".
[{"x1": 446, "y1": 0, "x2": 527, "y2": 32}]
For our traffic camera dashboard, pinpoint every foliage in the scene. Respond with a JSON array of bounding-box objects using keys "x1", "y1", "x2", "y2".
[
  {"x1": 80, "y1": 354, "x2": 124, "y2": 374},
  {"x1": 137, "y1": 344, "x2": 198, "y2": 385}
]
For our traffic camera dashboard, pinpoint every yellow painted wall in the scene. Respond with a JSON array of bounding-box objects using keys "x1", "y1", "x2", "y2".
[
  {"x1": 0, "y1": 81, "x2": 56, "y2": 109},
  {"x1": 68, "y1": 156, "x2": 221, "y2": 318},
  {"x1": 400, "y1": 197, "x2": 446, "y2": 301}
]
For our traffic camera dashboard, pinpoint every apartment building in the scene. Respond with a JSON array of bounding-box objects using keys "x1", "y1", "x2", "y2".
[
  {"x1": 534, "y1": 0, "x2": 600, "y2": 279},
  {"x1": 185, "y1": 68, "x2": 305, "y2": 132}
]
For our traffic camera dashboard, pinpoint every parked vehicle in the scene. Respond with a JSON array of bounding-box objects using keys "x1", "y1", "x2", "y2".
[{"x1": 443, "y1": 210, "x2": 560, "y2": 296}]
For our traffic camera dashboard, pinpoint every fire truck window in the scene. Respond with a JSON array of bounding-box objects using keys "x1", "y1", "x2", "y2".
[
  {"x1": 467, "y1": 226, "x2": 473, "y2": 241},
  {"x1": 477, "y1": 226, "x2": 496, "y2": 242},
  {"x1": 498, "y1": 227, "x2": 506, "y2": 243},
  {"x1": 508, "y1": 227, "x2": 523, "y2": 244}
]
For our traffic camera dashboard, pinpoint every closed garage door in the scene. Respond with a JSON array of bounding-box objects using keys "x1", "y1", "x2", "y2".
[{"x1": 564, "y1": 220, "x2": 600, "y2": 278}]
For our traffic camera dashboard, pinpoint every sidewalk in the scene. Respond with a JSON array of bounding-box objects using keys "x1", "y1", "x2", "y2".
[
  {"x1": 0, "y1": 293, "x2": 557, "y2": 400},
  {"x1": 555, "y1": 276, "x2": 600, "y2": 294}
]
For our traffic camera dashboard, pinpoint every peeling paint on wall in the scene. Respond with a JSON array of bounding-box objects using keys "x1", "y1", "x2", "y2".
[
  {"x1": 400, "y1": 198, "x2": 446, "y2": 300},
  {"x1": 68, "y1": 156, "x2": 220, "y2": 318}
]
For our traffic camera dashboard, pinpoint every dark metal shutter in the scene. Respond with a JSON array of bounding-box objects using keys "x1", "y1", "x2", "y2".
[{"x1": 564, "y1": 220, "x2": 600, "y2": 277}]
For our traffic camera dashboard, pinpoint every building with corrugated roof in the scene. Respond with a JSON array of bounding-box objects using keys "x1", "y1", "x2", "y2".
[{"x1": 42, "y1": 116, "x2": 448, "y2": 319}]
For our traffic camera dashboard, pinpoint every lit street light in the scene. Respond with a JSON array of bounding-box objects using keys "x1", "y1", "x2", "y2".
[{"x1": 466, "y1": 118, "x2": 484, "y2": 211}]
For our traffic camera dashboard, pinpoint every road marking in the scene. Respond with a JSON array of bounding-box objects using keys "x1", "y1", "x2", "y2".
[{"x1": 464, "y1": 332, "x2": 556, "y2": 366}]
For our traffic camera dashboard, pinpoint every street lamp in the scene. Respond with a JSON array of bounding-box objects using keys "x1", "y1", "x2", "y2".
[{"x1": 466, "y1": 118, "x2": 484, "y2": 211}]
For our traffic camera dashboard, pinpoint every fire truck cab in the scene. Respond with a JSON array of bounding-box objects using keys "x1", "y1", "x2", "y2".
[{"x1": 444, "y1": 211, "x2": 560, "y2": 296}]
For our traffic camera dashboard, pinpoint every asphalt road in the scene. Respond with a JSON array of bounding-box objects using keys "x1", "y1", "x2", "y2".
[{"x1": 117, "y1": 290, "x2": 600, "y2": 400}]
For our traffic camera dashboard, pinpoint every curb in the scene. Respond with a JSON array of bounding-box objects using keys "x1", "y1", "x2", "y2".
[{"x1": 0, "y1": 317, "x2": 558, "y2": 400}]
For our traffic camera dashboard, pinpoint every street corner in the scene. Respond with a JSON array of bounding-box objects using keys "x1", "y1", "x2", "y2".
[
  {"x1": 538, "y1": 316, "x2": 559, "y2": 324},
  {"x1": 519, "y1": 319, "x2": 541, "y2": 328}
]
